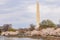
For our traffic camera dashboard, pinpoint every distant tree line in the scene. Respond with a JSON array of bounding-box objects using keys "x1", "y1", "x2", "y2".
[
  {"x1": 29, "y1": 19, "x2": 56, "y2": 30},
  {"x1": 0, "y1": 19, "x2": 57, "y2": 34},
  {"x1": 40, "y1": 19, "x2": 56, "y2": 29},
  {"x1": 0, "y1": 24, "x2": 16, "y2": 32}
]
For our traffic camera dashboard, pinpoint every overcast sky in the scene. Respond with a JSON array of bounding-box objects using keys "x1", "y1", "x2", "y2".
[{"x1": 0, "y1": 0, "x2": 60, "y2": 28}]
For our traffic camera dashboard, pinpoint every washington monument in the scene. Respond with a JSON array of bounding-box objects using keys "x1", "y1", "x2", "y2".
[{"x1": 35, "y1": 0, "x2": 40, "y2": 29}]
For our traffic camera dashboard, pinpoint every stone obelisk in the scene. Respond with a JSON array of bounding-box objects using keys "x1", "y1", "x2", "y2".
[{"x1": 35, "y1": 0, "x2": 40, "y2": 29}]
